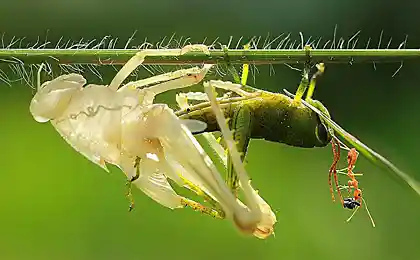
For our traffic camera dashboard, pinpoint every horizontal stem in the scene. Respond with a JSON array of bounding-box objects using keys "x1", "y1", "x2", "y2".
[{"x1": 0, "y1": 49, "x2": 419, "y2": 65}]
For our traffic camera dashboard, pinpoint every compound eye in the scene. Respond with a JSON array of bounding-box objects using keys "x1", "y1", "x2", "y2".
[{"x1": 316, "y1": 122, "x2": 329, "y2": 144}]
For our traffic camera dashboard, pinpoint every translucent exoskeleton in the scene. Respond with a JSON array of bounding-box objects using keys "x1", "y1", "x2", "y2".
[{"x1": 29, "y1": 44, "x2": 277, "y2": 239}]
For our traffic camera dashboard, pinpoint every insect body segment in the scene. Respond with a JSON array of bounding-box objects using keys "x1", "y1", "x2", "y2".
[
  {"x1": 343, "y1": 198, "x2": 361, "y2": 210},
  {"x1": 327, "y1": 138, "x2": 375, "y2": 227},
  {"x1": 346, "y1": 148, "x2": 362, "y2": 206},
  {"x1": 176, "y1": 88, "x2": 332, "y2": 149},
  {"x1": 227, "y1": 103, "x2": 253, "y2": 196}
]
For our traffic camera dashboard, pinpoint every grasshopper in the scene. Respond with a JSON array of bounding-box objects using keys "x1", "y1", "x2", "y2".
[{"x1": 174, "y1": 44, "x2": 420, "y2": 222}]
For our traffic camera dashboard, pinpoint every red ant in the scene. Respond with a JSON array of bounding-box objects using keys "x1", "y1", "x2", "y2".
[
  {"x1": 345, "y1": 148, "x2": 362, "y2": 206},
  {"x1": 328, "y1": 138, "x2": 375, "y2": 227},
  {"x1": 328, "y1": 139, "x2": 361, "y2": 206}
]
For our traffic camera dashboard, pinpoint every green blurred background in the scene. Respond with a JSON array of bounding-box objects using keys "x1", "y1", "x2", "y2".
[{"x1": 1, "y1": 0, "x2": 420, "y2": 259}]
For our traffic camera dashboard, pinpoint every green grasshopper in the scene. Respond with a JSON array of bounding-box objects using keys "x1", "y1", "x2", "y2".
[
  {"x1": 176, "y1": 69, "x2": 331, "y2": 196},
  {"x1": 174, "y1": 45, "x2": 420, "y2": 220}
]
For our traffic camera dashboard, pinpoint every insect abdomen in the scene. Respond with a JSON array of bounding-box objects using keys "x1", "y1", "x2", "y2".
[
  {"x1": 177, "y1": 93, "x2": 324, "y2": 148},
  {"x1": 249, "y1": 94, "x2": 322, "y2": 148}
]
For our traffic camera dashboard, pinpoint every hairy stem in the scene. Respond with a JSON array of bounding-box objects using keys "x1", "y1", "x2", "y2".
[{"x1": 1, "y1": 49, "x2": 420, "y2": 65}]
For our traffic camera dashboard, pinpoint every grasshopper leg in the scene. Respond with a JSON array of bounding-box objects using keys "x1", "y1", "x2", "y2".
[
  {"x1": 305, "y1": 63, "x2": 325, "y2": 101},
  {"x1": 126, "y1": 157, "x2": 141, "y2": 211},
  {"x1": 179, "y1": 176, "x2": 224, "y2": 214},
  {"x1": 108, "y1": 44, "x2": 211, "y2": 91},
  {"x1": 227, "y1": 104, "x2": 253, "y2": 197},
  {"x1": 221, "y1": 43, "x2": 254, "y2": 198},
  {"x1": 222, "y1": 45, "x2": 242, "y2": 84},
  {"x1": 226, "y1": 44, "x2": 253, "y2": 197},
  {"x1": 180, "y1": 197, "x2": 225, "y2": 219},
  {"x1": 167, "y1": 176, "x2": 226, "y2": 219},
  {"x1": 293, "y1": 45, "x2": 313, "y2": 102}
]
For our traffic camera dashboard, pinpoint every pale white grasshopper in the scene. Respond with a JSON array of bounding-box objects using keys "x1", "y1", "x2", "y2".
[{"x1": 29, "y1": 44, "x2": 276, "y2": 239}]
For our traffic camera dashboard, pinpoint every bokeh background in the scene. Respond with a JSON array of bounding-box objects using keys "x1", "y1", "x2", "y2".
[{"x1": 1, "y1": 1, "x2": 420, "y2": 259}]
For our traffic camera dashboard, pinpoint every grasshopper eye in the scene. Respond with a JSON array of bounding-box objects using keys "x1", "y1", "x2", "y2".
[{"x1": 315, "y1": 122, "x2": 330, "y2": 145}]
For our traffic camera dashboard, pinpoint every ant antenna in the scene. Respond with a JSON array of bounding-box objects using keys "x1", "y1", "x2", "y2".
[
  {"x1": 346, "y1": 197, "x2": 376, "y2": 228},
  {"x1": 362, "y1": 197, "x2": 376, "y2": 227},
  {"x1": 346, "y1": 205, "x2": 360, "y2": 223}
]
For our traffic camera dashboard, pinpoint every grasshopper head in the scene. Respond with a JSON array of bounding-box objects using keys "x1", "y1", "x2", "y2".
[
  {"x1": 30, "y1": 74, "x2": 85, "y2": 122},
  {"x1": 311, "y1": 99, "x2": 333, "y2": 147}
]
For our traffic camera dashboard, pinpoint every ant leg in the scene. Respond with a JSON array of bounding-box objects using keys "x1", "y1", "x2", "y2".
[
  {"x1": 333, "y1": 168, "x2": 343, "y2": 205},
  {"x1": 329, "y1": 168, "x2": 335, "y2": 202},
  {"x1": 329, "y1": 139, "x2": 339, "y2": 201},
  {"x1": 330, "y1": 138, "x2": 343, "y2": 204}
]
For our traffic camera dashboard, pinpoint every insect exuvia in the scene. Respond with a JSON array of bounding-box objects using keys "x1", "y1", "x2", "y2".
[
  {"x1": 26, "y1": 38, "x2": 420, "y2": 234},
  {"x1": 29, "y1": 44, "x2": 277, "y2": 239}
]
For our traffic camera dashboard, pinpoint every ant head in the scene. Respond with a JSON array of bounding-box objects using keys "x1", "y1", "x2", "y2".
[
  {"x1": 354, "y1": 188, "x2": 362, "y2": 201},
  {"x1": 30, "y1": 73, "x2": 86, "y2": 122}
]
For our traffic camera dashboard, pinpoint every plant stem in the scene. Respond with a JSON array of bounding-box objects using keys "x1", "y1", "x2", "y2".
[{"x1": 0, "y1": 49, "x2": 420, "y2": 65}]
